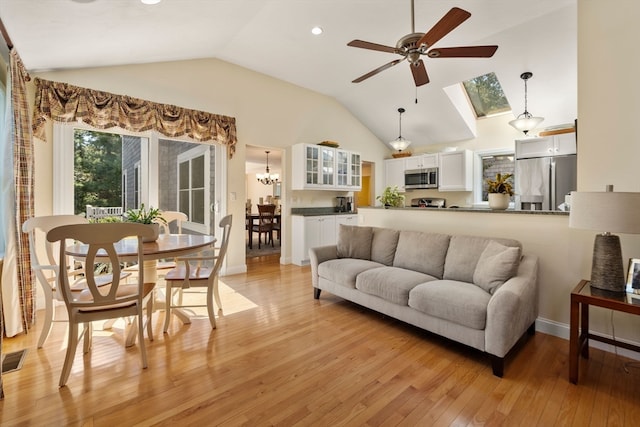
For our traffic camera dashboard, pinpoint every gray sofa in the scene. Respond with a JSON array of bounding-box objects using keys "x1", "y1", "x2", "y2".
[{"x1": 309, "y1": 225, "x2": 539, "y2": 376}]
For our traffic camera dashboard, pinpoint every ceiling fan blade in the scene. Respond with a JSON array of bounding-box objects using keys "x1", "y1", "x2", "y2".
[
  {"x1": 427, "y1": 45, "x2": 498, "y2": 58},
  {"x1": 410, "y1": 60, "x2": 429, "y2": 86},
  {"x1": 352, "y1": 58, "x2": 404, "y2": 83},
  {"x1": 347, "y1": 39, "x2": 398, "y2": 54},
  {"x1": 417, "y1": 7, "x2": 471, "y2": 49}
]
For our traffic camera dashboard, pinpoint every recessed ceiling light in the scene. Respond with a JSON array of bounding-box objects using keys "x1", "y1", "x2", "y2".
[
  {"x1": 141, "y1": 0, "x2": 162, "y2": 4},
  {"x1": 311, "y1": 26, "x2": 323, "y2": 36}
]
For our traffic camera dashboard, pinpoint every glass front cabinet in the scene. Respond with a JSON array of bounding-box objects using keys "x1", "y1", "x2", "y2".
[{"x1": 292, "y1": 144, "x2": 361, "y2": 191}]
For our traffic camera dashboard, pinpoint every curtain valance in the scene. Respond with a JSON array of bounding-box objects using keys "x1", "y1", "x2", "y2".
[{"x1": 32, "y1": 78, "x2": 237, "y2": 157}]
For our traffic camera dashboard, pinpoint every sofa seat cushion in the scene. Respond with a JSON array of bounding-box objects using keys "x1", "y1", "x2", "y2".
[
  {"x1": 318, "y1": 258, "x2": 384, "y2": 289},
  {"x1": 356, "y1": 267, "x2": 437, "y2": 306},
  {"x1": 408, "y1": 280, "x2": 492, "y2": 330}
]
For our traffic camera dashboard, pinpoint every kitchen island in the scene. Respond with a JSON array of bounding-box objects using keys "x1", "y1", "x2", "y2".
[{"x1": 376, "y1": 205, "x2": 569, "y2": 216}]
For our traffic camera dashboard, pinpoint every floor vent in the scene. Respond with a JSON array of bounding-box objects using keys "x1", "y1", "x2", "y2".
[{"x1": 2, "y1": 349, "x2": 27, "y2": 374}]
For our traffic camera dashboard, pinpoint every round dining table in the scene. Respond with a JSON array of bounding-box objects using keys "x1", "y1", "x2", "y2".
[{"x1": 66, "y1": 233, "x2": 216, "y2": 345}]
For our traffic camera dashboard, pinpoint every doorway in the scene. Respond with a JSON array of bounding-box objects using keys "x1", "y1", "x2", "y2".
[
  {"x1": 245, "y1": 145, "x2": 283, "y2": 260},
  {"x1": 354, "y1": 161, "x2": 374, "y2": 208}
]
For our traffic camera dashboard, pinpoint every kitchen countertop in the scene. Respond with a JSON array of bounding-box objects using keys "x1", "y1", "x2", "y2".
[
  {"x1": 361, "y1": 206, "x2": 569, "y2": 216},
  {"x1": 291, "y1": 206, "x2": 569, "y2": 216}
]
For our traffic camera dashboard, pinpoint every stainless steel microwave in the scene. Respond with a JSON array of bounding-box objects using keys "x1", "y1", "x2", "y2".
[{"x1": 404, "y1": 168, "x2": 438, "y2": 190}]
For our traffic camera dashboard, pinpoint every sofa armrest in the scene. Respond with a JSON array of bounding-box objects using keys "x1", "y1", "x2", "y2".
[
  {"x1": 309, "y1": 245, "x2": 338, "y2": 287},
  {"x1": 485, "y1": 255, "x2": 539, "y2": 358}
]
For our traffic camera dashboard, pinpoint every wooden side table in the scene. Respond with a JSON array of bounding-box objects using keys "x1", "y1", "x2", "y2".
[{"x1": 569, "y1": 279, "x2": 640, "y2": 384}]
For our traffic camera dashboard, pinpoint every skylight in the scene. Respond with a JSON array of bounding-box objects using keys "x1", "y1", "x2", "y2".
[{"x1": 462, "y1": 72, "x2": 511, "y2": 118}]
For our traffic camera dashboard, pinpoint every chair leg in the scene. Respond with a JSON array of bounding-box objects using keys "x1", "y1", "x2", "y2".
[
  {"x1": 145, "y1": 297, "x2": 154, "y2": 342},
  {"x1": 213, "y1": 276, "x2": 223, "y2": 312},
  {"x1": 83, "y1": 322, "x2": 92, "y2": 353},
  {"x1": 138, "y1": 305, "x2": 148, "y2": 369},
  {"x1": 60, "y1": 321, "x2": 79, "y2": 387},
  {"x1": 37, "y1": 293, "x2": 55, "y2": 349},
  {"x1": 163, "y1": 282, "x2": 173, "y2": 333},
  {"x1": 206, "y1": 284, "x2": 217, "y2": 329}
]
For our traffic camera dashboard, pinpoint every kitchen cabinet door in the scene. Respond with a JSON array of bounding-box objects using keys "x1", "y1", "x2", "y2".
[
  {"x1": 438, "y1": 150, "x2": 473, "y2": 191},
  {"x1": 350, "y1": 152, "x2": 362, "y2": 188},
  {"x1": 384, "y1": 158, "x2": 406, "y2": 191},
  {"x1": 292, "y1": 144, "x2": 335, "y2": 190},
  {"x1": 554, "y1": 132, "x2": 577, "y2": 156},
  {"x1": 292, "y1": 215, "x2": 337, "y2": 266}
]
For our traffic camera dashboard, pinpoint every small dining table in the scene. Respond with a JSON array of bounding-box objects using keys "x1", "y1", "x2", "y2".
[{"x1": 66, "y1": 233, "x2": 216, "y2": 345}]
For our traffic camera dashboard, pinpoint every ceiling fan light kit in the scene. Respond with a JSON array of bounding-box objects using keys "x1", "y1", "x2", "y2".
[
  {"x1": 509, "y1": 72, "x2": 544, "y2": 135},
  {"x1": 347, "y1": 1, "x2": 498, "y2": 87}
]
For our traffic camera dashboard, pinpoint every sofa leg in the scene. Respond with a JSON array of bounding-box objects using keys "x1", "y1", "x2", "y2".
[
  {"x1": 314, "y1": 288, "x2": 321, "y2": 299},
  {"x1": 491, "y1": 356, "x2": 504, "y2": 377},
  {"x1": 527, "y1": 321, "x2": 536, "y2": 336}
]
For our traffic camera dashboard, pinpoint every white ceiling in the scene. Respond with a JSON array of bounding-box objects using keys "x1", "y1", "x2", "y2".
[{"x1": 0, "y1": 0, "x2": 577, "y2": 149}]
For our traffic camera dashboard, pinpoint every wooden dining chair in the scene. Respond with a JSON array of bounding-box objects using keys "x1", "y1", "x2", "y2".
[
  {"x1": 23, "y1": 215, "x2": 90, "y2": 348},
  {"x1": 46, "y1": 222, "x2": 156, "y2": 387},
  {"x1": 163, "y1": 214, "x2": 232, "y2": 332},
  {"x1": 251, "y1": 204, "x2": 275, "y2": 249}
]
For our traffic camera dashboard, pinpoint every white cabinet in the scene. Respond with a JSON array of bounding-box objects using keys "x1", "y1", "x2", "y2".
[
  {"x1": 336, "y1": 149, "x2": 362, "y2": 190},
  {"x1": 292, "y1": 215, "x2": 337, "y2": 265},
  {"x1": 404, "y1": 154, "x2": 439, "y2": 170},
  {"x1": 438, "y1": 150, "x2": 473, "y2": 191},
  {"x1": 384, "y1": 158, "x2": 406, "y2": 191},
  {"x1": 292, "y1": 144, "x2": 361, "y2": 190},
  {"x1": 516, "y1": 132, "x2": 576, "y2": 159}
]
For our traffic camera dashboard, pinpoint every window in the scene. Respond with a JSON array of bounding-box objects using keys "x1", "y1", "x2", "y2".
[
  {"x1": 462, "y1": 72, "x2": 511, "y2": 118},
  {"x1": 474, "y1": 149, "x2": 515, "y2": 206},
  {"x1": 54, "y1": 123, "x2": 227, "y2": 241},
  {"x1": 176, "y1": 144, "x2": 211, "y2": 234}
]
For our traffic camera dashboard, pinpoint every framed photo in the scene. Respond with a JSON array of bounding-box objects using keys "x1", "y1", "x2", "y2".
[{"x1": 626, "y1": 258, "x2": 640, "y2": 293}]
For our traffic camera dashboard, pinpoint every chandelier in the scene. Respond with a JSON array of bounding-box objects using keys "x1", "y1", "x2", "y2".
[
  {"x1": 508, "y1": 72, "x2": 544, "y2": 135},
  {"x1": 390, "y1": 107, "x2": 412, "y2": 152},
  {"x1": 256, "y1": 150, "x2": 279, "y2": 185}
]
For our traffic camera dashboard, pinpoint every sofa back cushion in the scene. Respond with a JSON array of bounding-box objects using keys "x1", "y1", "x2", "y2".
[
  {"x1": 370, "y1": 227, "x2": 400, "y2": 266},
  {"x1": 443, "y1": 235, "x2": 522, "y2": 283},
  {"x1": 337, "y1": 225, "x2": 373, "y2": 260},
  {"x1": 393, "y1": 231, "x2": 451, "y2": 278}
]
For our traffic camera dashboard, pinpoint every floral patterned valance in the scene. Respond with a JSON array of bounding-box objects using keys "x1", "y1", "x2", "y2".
[{"x1": 32, "y1": 78, "x2": 237, "y2": 158}]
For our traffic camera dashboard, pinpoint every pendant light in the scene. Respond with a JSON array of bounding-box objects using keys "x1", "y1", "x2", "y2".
[
  {"x1": 256, "y1": 150, "x2": 279, "y2": 185},
  {"x1": 509, "y1": 72, "x2": 544, "y2": 135},
  {"x1": 390, "y1": 107, "x2": 412, "y2": 152}
]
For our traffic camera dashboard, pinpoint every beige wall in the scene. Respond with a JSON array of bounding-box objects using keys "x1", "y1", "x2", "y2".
[{"x1": 31, "y1": 58, "x2": 388, "y2": 271}]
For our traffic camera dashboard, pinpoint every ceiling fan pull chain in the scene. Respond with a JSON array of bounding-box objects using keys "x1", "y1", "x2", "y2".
[{"x1": 415, "y1": 86, "x2": 418, "y2": 104}]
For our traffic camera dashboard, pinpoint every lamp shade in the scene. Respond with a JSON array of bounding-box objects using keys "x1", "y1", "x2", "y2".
[
  {"x1": 569, "y1": 191, "x2": 640, "y2": 234},
  {"x1": 390, "y1": 137, "x2": 411, "y2": 152},
  {"x1": 508, "y1": 115, "x2": 544, "y2": 135}
]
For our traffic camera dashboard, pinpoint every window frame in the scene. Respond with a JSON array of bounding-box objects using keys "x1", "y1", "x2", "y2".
[
  {"x1": 473, "y1": 148, "x2": 515, "y2": 208},
  {"x1": 177, "y1": 144, "x2": 211, "y2": 234}
]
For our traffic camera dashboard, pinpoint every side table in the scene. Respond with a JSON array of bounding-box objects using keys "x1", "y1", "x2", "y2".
[{"x1": 569, "y1": 279, "x2": 640, "y2": 384}]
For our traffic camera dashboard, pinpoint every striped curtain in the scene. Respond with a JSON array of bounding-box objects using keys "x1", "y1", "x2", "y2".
[{"x1": 10, "y1": 49, "x2": 35, "y2": 332}]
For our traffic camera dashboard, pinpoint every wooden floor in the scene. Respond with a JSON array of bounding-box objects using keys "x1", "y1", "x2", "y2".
[{"x1": 2, "y1": 255, "x2": 640, "y2": 426}]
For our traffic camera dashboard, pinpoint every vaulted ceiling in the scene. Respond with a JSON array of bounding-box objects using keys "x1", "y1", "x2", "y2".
[{"x1": 0, "y1": 0, "x2": 577, "y2": 150}]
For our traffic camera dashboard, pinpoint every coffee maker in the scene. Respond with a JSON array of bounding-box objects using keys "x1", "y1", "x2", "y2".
[{"x1": 335, "y1": 196, "x2": 354, "y2": 213}]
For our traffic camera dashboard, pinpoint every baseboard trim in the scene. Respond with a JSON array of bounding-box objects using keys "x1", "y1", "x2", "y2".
[{"x1": 536, "y1": 317, "x2": 640, "y2": 361}]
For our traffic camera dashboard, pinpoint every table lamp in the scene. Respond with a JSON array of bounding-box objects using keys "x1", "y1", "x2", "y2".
[{"x1": 569, "y1": 185, "x2": 640, "y2": 294}]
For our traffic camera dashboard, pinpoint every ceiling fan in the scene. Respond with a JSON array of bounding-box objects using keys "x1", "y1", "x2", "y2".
[{"x1": 347, "y1": 1, "x2": 498, "y2": 86}]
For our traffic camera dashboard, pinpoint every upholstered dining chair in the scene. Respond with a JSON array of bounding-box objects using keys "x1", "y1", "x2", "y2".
[
  {"x1": 23, "y1": 215, "x2": 90, "y2": 348},
  {"x1": 46, "y1": 222, "x2": 156, "y2": 387},
  {"x1": 163, "y1": 214, "x2": 232, "y2": 332},
  {"x1": 251, "y1": 204, "x2": 275, "y2": 249}
]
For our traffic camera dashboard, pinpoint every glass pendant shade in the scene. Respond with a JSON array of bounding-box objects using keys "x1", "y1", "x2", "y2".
[
  {"x1": 509, "y1": 72, "x2": 544, "y2": 135},
  {"x1": 390, "y1": 108, "x2": 411, "y2": 152}
]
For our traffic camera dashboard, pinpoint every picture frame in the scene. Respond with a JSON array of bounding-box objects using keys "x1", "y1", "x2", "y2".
[{"x1": 626, "y1": 258, "x2": 640, "y2": 293}]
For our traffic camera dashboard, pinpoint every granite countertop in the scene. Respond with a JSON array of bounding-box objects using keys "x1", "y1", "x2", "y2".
[
  {"x1": 291, "y1": 207, "x2": 358, "y2": 216},
  {"x1": 292, "y1": 206, "x2": 568, "y2": 216},
  {"x1": 359, "y1": 206, "x2": 569, "y2": 216}
]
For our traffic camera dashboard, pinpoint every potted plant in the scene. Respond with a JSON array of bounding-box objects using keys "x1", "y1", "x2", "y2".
[
  {"x1": 486, "y1": 173, "x2": 514, "y2": 210},
  {"x1": 124, "y1": 204, "x2": 167, "y2": 242},
  {"x1": 376, "y1": 186, "x2": 405, "y2": 208}
]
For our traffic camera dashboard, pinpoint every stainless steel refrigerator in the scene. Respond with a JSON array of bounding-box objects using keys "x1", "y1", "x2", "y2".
[{"x1": 515, "y1": 154, "x2": 577, "y2": 211}]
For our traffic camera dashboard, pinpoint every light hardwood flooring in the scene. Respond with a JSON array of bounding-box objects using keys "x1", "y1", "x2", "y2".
[{"x1": 1, "y1": 255, "x2": 640, "y2": 426}]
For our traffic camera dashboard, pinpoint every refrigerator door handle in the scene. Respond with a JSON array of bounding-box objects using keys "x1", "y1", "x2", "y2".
[{"x1": 550, "y1": 159, "x2": 556, "y2": 210}]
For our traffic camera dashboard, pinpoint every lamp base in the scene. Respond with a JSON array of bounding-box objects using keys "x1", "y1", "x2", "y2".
[{"x1": 590, "y1": 234, "x2": 626, "y2": 295}]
